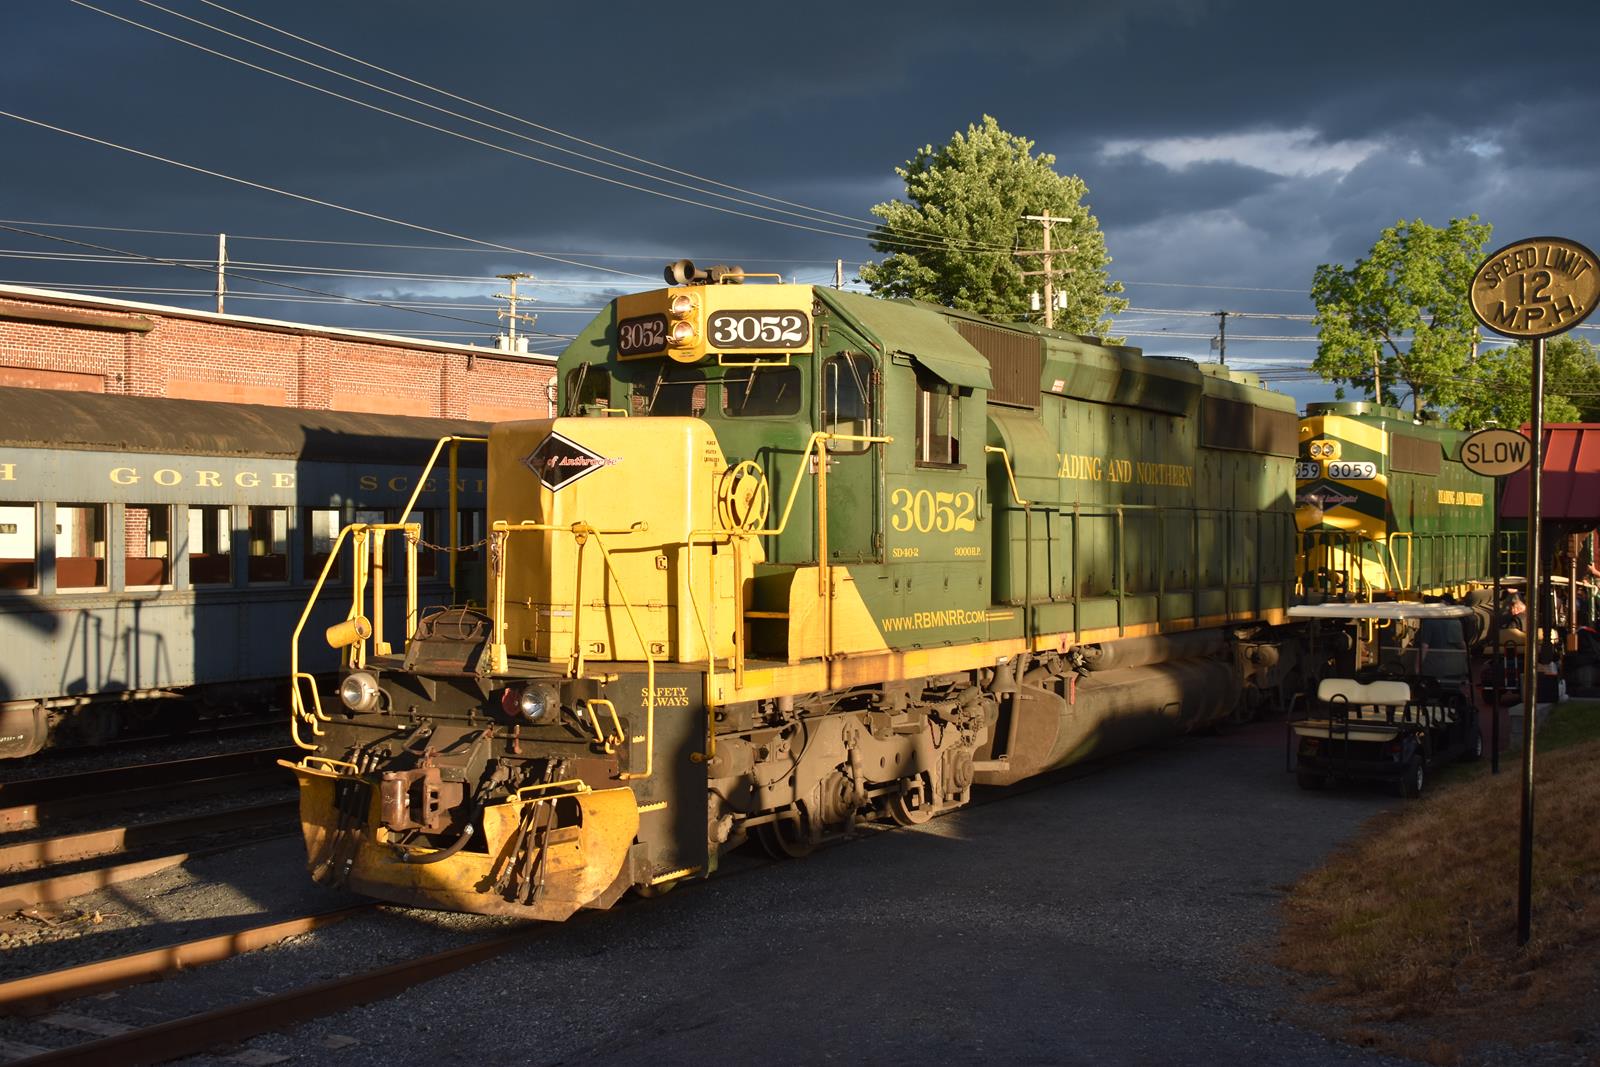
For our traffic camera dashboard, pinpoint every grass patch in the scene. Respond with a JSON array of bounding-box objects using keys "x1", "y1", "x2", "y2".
[
  {"x1": 1278, "y1": 699, "x2": 1600, "y2": 1056},
  {"x1": 1536, "y1": 698, "x2": 1600, "y2": 751}
]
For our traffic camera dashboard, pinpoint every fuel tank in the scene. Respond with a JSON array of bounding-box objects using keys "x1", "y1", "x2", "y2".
[{"x1": 975, "y1": 657, "x2": 1240, "y2": 786}]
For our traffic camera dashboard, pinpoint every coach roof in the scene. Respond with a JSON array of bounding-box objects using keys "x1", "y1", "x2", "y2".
[{"x1": 0, "y1": 387, "x2": 491, "y2": 463}]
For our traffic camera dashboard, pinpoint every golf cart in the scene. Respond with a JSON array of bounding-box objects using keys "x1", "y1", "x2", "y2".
[{"x1": 1287, "y1": 602, "x2": 1483, "y2": 798}]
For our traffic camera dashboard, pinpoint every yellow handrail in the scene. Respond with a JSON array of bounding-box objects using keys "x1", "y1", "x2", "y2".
[
  {"x1": 288, "y1": 523, "x2": 356, "y2": 749},
  {"x1": 485, "y1": 520, "x2": 659, "y2": 781},
  {"x1": 397, "y1": 434, "x2": 487, "y2": 526},
  {"x1": 984, "y1": 445, "x2": 1031, "y2": 506}
]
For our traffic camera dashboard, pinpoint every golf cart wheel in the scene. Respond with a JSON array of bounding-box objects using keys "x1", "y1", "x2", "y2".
[
  {"x1": 1464, "y1": 729, "x2": 1484, "y2": 762},
  {"x1": 1398, "y1": 758, "x2": 1426, "y2": 799}
]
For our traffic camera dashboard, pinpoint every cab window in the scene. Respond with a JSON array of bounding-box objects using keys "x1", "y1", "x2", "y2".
[
  {"x1": 630, "y1": 364, "x2": 706, "y2": 416},
  {"x1": 822, "y1": 354, "x2": 874, "y2": 454},
  {"x1": 916, "y1": 380, "x2": 962, "y2": 468},
  {"x1": 563, "y1": 363, "x2": 611, "y2": 415},
  {"x1": 722, "y1": 362, "x2": 802, "y2": 417}
]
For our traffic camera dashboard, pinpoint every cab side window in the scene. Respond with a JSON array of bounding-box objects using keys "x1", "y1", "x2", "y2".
[
  {"x1": 916, "y1": 379, "x2": 961, "y2": 468},
  {"x1": 822, "y1": 354, "x2": 874, "y2": 454}
]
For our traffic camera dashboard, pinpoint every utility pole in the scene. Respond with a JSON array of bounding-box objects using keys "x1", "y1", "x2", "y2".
[
  {"x1": 835, "y1": 259, "x2": 844, "y2": 289},
  {"x1": 1017, "y1": 212, "x2": 1071, "y2": 329},
  {"x1": 1213, "y1": 310, "x2": 1228, "y2": 364},
  {"x1": 493, "y1": 272, "x2": 537, "y2": 352},
  {"x1": 1373, "y1": 347, "x2": 1382, "y2": 406},
  {"x1": 215, "y1": 233, "x2": 227, "y2": 315}
]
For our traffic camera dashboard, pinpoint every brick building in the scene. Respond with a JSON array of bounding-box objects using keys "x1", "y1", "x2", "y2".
[{"x1": 0, "y1": 284, "x2": 556, "y2": 419}]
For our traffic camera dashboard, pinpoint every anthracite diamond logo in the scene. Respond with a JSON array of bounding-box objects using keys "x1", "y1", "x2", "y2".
[{"x1": 524, "y1": 432, "x2": 616, "y2": 491}]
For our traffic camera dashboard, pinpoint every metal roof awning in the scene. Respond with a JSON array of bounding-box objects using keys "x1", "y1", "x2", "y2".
[
  {"x1": 819, "y1": 290, "x2": 993, "y2": 390},
  {"x1": 1500, "y1": 423, "x2": 1600, "y2": 521}
]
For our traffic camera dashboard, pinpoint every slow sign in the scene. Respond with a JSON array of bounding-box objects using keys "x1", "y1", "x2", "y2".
[
  {"x1": 1470, "y1": 236, "x2": 1600, "y2": 339},
  {"x1": 1459, "y1": 427, "x2": 1532, "y2": 477}
]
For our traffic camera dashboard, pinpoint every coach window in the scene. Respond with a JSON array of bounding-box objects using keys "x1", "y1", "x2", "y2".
[
  {"x1": 417, "y1": 510, "x2": 439, "y2": 578},
  {"x1": 246, "y1": 506, "x2": 289, "y2": 583},
  {"x1": 303, "y1": 508, "x2": 341, "y2": 582},
  {"x1": 915, "y1": 377, "x2": 962, "y2": 468},
  {"x1": 124, "y1": 504, "x2": 172, "y2": 587},
  {"x1": 722, "y1": 361, "x2": 802, "y2": 417},
  {"x1": 56, "y1": 504, "x2": 107, "y2": 589},
  {"x1": 458, "y1": 509, "x2": 486, "y2": 562},
  {"x1": 0, "y1": 503, "x2": 36, "y2": 591},
  {"x1": 822, "y1": 354, "x2": 875, "y2": 453},
  {"x1": 357, "y1": 509, "x2": 398, "y2": 579},
  {"x1": 188, "y1": 505, "x2": 232, "y2": 585}
]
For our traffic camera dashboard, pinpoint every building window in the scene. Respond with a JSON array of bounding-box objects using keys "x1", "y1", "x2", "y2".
[
  {"x1": 822, "y1": 354, "x2": 875, "y2": 454},
  {"x1": 0, "y1": 503, "x2": 36, "y2": 591},
  {"x1": 188, "y1": 506, "x2": 233, "y2": 585},
  {"x1": 722, "y1": 362, "x2": 802, "y2": 417},
  {"x1": 56, "y1": 504, "x2": 107, "y2": 588},
  {"x1": 247, "y1": 506, "x2": 288, "y2": 583},
  {"x1": 916, "y1": 384, "x2": 961, "y2": 467},
  {"x1": 125, "y1": 504, "x2": 172, "y2": 587},
  {"x1": 303, "y1": 507, "x2": 342, "y2": 582}
]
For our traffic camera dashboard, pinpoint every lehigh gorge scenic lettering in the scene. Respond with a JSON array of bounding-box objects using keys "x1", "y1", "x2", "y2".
[{"x1": 1056, "y1": 453, "x2": 1194, "y2": 487}]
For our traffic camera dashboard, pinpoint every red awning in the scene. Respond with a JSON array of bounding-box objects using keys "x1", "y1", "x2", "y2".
[{"x1": 1500, "y1": 423, "x2": 1600, "y2": 521}]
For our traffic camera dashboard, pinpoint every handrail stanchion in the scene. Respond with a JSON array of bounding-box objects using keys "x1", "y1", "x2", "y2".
[{"x1": 448, "y1": 440, "x2": 460, "y2": 600}]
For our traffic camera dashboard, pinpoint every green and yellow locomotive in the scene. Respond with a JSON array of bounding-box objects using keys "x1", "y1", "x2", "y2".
[
  {"x1": 283, "y1": 263, "x2": 1300, "y2": 919},
  {"x1": 1296, "y1": 402, "x2": 1495, "y2": 599}
]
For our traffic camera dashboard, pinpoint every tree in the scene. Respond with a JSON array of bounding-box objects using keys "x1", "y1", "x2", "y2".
[
  {"x1": 858, "y1": 116, "x2": 1126, "y2": 336},
  {"x1": 1310, "y1": 216, "x2": 1492, "y2": 416},
  {"x1": 1447, "y1": 334, "x2": 1600, "y2": 429}
]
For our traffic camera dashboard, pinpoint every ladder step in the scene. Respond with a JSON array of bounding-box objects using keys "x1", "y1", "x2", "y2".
[{"x1": 744, "y1": 610, "x2": 789, "y2": 619}]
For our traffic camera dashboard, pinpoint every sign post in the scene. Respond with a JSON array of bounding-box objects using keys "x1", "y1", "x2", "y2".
[
  {"x1": 1460, "y1": 426, "x2": 1534, "y2": 777},
  {"x1": 1469, "y1": 236, "x2": 1600, "y2": 947}
]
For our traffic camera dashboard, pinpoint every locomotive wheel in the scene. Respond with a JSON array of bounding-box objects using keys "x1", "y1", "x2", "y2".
[
  {"x1": 887, "y1": 773, "x2": 934, "y2": 827},
  {"x1": 755, "y1": 803, "x2": 818, "y2": 859}
]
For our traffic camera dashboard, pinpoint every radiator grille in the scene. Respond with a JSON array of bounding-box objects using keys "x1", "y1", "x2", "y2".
[{"x1": 951, "y1": 319, "x2": 1039, "y2": 408}]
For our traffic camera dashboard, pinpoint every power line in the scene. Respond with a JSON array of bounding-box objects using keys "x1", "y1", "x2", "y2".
[
  {"x1": 73, "y1": 0, "x2": 1007, "y2": 258},
  {"x1": 0, "y1": 223, "x2": 518, "y2": 334},
  {"x1": 0, "y1": 108, "x2": 652, "y2": 281},
  {"x1": 183, "y1": 0, "x2": 1002, "y2": 255},
  {"x1": 0, "y1": 217, "x2": 872, "y2": 266}
]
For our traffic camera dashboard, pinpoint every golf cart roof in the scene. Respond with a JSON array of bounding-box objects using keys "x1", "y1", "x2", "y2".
[{"x1": 1287, "y1": 602, "x2": 1475, "y2": 621}]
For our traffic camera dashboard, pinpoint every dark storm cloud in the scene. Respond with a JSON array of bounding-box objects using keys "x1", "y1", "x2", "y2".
[{"x1": 4, "y1": 0, "x2": 1600, "y2": 405}]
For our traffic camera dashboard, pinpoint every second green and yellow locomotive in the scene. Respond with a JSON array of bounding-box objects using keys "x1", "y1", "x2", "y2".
[{"x1": 1296, "y1": 402, "x2": 1496, "y2": 599}]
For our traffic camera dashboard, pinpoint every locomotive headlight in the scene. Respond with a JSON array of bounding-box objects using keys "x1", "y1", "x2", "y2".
[
  {"x1": 668, "y1": 319, "x2": 697, "y2": 345},
  {"x1": 668, "y1": 293, "x2": 696, "y2": 318},
  {"x1": 339, "y1": 671, "x2": 381, "y2": 713},
  {"x1": 501, "y1": 682, "x2": 558, "y2": 723}
]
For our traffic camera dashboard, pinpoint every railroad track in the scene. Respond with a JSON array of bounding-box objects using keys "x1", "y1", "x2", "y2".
[
  {"x1": 0, "y1": 747, "x2": 297, "y2": 834},
  {"x1": 0, "y1": 744, "x2": 1155, "y2": 1065},
  {"x1": 0, "y1": 746, "x2": 300, "y2": 931}
]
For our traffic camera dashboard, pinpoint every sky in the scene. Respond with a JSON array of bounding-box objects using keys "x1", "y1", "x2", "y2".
[{"x1": 4, "y1": 0, "x2": 1599, "y2": 408}]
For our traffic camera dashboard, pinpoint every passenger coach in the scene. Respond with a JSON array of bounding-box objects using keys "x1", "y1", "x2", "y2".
[{"x1": 0, "y1": 388, "x2": 487, "y2": 757}]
